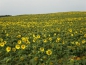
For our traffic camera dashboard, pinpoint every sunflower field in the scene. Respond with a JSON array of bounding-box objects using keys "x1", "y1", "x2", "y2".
[{"x1": 0, "y1": 12, "x2": 86, "y2": 65}]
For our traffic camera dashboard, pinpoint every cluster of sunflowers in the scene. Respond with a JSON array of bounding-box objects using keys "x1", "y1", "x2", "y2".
[{"x1": 0, "y1": 12, "x2": 86, "y2": 65}]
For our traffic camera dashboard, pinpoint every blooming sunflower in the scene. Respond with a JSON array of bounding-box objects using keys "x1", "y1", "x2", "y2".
[
  {"x1": 37, "y1": 35, "x2": 40, "y2": 38},
  {"x1": 12, "y1": 48, "x2": 16, "y2": 52},
  {"x1": 46, "y1": 49, "x2": 52, "y2": 55},
  {"x1": 21, "y1": 37, "x2": 29, "y2": 43},
  {"x1": 49, "y1": 38, "x2": 52, "y2": 41},
  {"x1": 0, "y1": 42, "x2": 5, "y2": 47},
  {"x1": 43, "y1": 39, "x2": 47, "y2": 43},
  {"x1": 21, "y1": 44, "x2": 26, "y2": 49},
  {"x1": 82, "y1": 40, "x2": 86, "y2": 44},
  {"x1": 15, "y1": 44, "x2": 20, "y2": 49},
  {"x1": 56, "y1": 37, "x2": 61, "y2": 42},
  {"x1": 4, "y1": 41, "x2": 7, "y2": 44},
  {"x1": 21, "y1": 37, "x2": 26, "y2": 42},
  {"x1": 17, "y1": 35, "x2": 21, "y2": 38},
  {"x1": 40, "y1": 47, "x2": 44, "y2": 52},
  {"x1": 6, "y1": 46, "x2": 11, "y2": 52},
  {"x1": 6, "y1": 33, "x2": 9, "y2": 36},
  {"x1": 84, "y1": 34, "x2": 86, "y2": 37},
  {"x1": 75, "y1": 42, "x2": 80, "y2": 46},
  {"x1": 68, "y1": 28, "x2": 72, "y2": 33},
  {"x1": 17, "y1": 40, "x2": 21, "y2": 44}
]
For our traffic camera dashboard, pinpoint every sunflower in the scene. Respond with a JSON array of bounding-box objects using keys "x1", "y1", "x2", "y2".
[
  {"x1": 46, "y1": 49, "x2": 52, "y2": 55},
  {"x1": 54, "y1": 33, "x2": 56, "y2": 36},
  {"x1": 82, "y1": 40, "x2": 86, "y2": 44},
  {"x1": 43, "y1": 39, "x2": 47, "y2": 43},
  {"x1": 17, "y1": 40, "x2": 21, "y2": 44},
  {"x1": 15, "y1": 44, "x2": 20, "y2": 49},
  {"x1": 0, "y1": 42, "x2": 5, "y2": 47},
  {"x1": 84, "y1": 34, "x2": 86, "y2": 37},
  {"x1": 75, "y1": 42, "x2": 80, "y2": 46},
  {"x1": 37, "y1": 35, "x2": 40, "y2": 38},
  {"x1": 6, "y1": 33, "x2": 9, "y2": 36},
  {"x1": 68, "y1": 28, "x2": 72, "y2": 33},
  {"x1": 40, "y1": 47, "x2": 44, "y2": 52},
  {"x1": 21, "y1": 44, "x2": 26, "y2": 49},
  {"x1": 56, "y1": 37, "x2": 61, "y2": 42},
  {"x1": 6, "y1": 46, "x2": 11, "y2": 52},
  {"x1": 4, "y1": 41, "x2": 7, "y2": 44},
  {"x1": 49, "y1": 38, "x2": 52, "y2": 41},
  {"x1": 71, "y1": 34, "x2": 73, "y2": 36},
  {"x1": 21, "y1": 37, "x2": 29, "y2": 43},
  {"x1": 12, "y1": 48, "x2": 16, "y2": 52},
  {"x1": 17, "y1": 35, "x2": 21, "y2": 38}
]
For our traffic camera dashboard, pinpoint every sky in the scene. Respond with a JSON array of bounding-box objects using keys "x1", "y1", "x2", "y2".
[{"x1": 0, "y1": 0, "x2": 86, "y2": 15}]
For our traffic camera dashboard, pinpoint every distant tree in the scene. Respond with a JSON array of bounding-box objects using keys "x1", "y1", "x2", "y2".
[{"x1": 0, "y1": 15, "x2": 12, "y2": 18}]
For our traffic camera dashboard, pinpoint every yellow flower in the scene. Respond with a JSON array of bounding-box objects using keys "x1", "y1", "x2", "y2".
[
  {"x1": 84, "y1": 34, "x2": 86, "y2": 37},
  {"x1": 0, "y1": 42, "x2": 5, "y2": 47},
  {"x1": 71, "y1": 34, "x2": 73, "y2": 36},
  {"x1": 6, "y1": 33, "x2": 9, "y2": 36},
  {"x1": 43, "y1": 34, "x2": 46, "y2": 37},
  {"x1": 17, "y1": 40, "x2": 21, "y2": 44},
  {"x1": 21, "y1": 45, "x2": 26, "y2": 49},
  {"x1": 12, "y1": 48, "x2": 16, "y2": 52},
  {"x1": 34, "y1": 57, "x2": 38, "y2": 61},
  {"x1": 49, "y1": 38, "x2": 52, "y2": 41},
  {"x1": 15, "y1": 44, "x2": 20, "y2": 49},
  {"x1": 49, "y1": 34, "x2": 50, "y2": 36},
  {"x1": 56, "y1": 37, "x2": 61, "y2": 42},
  {"x1": 62, "y1": 41, "x2": 65, "y2": 44},
  {"x1": 21, "y1": 37, "x2": 26, "y2": 42},
  {"x1": 21, "y1": 37, "x2": 26, "y2": 41},
  {"x1": 82, "y1": 40, "x2": 86, "y2": 44},
  {"x1": 6, "y1": 46, "x2": 11, "y2": 52},
  {"x1": 33, "y1": 34, "x2": 35, "y2": 37},
  {"x1": 33, "y1": 39, "x2": 36, "y2": 42},
  {"x1": 54, "y1": 33, "x2": 56, "y2": 36},
  {"x1": 25, "y1": 40, "x2": 30, "y2": 44},
  {"x1": 37, "y1": 35, "x2": 40, "y2": 38},
  {"x1": 40, "y1": 47, "x2": 44, "y2": 52},
  {"x1": 68, "y1": 28, "x2": 72, "y2": 32},
  {"x1": 17, "y1": 35, "x2": 21, "y2": 38},
  {"x1": 57, "y1": 37, "x2": 61, "y2": 41},
  {"x1": 46, "y1": 49, "x2": 52, "y2": 55},
  {"x1": 74, "y1": 31, "x2": 78, "y2": 34},
  {"x1": 4, "y1": 41, "x2": 7, "y2": 44},
  {"x1": 43, "y1": 39, "x2": 47, "y2": 43},
  {"x1": 21, "y1": 37, "x2": 29, "y2": 42},
  {"x1": 71, "y1": 42, "x2": 74, "y2": 44},
  {"x1": 75, "y1": 42, "x2": 80, "y2": 46}
]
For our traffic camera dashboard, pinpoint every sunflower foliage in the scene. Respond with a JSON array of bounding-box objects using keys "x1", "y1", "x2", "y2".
[{"x1": 0, "y1": 12, "x2": 86, "y2": 65}]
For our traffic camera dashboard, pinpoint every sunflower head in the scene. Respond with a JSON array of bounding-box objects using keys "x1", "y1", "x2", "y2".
[
  {"x1": 21, "y1": 44, "x2": 26, "y2": 49},
  {"x1": 46, "y1": 49, "x2": 52, "y2": 55},
  {"x1": 6, "y1": 46, "x2": 11, "y2": 52},
  {"x1": 15, "y1": 44, "x2": 20, "y2": 49},
  {"x1": 40, "y1": 47, "x2": 44, "y2": 52}
]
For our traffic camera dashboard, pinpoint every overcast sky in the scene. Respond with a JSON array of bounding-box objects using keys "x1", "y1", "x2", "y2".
[{"x1": 0, "y1": 0, "x2": 86, "y2": 15}]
